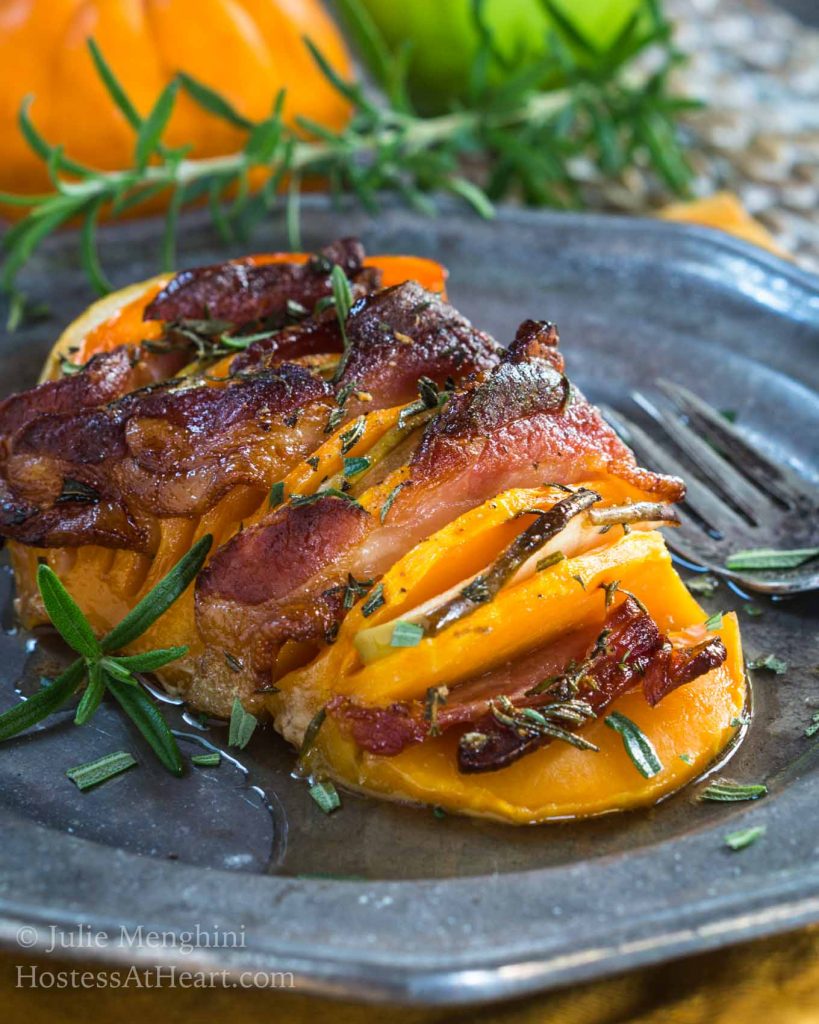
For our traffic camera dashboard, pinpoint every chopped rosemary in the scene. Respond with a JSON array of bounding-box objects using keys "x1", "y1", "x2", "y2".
[
  {"x1": 66, "y1": 751, "x2": 137, "y2": 791},
  {"x1": 227, "y1": 698, "x2": 257, "y2": 750},
  {"x1": 390, "y1": 621, "x2": 424, "y2": 648},
  {"x1": 380, "y1": 481, "x2": 409, "y2": 524},
  {"x1": 343, "y1": 455, "x2": 371, "y2": 479},
  {"x1": 704, "y1": 611, "x2": 723, "y2": 631},
  {"x1": 191, "y1": 752, "x2": 221, "y2": 767},
  {"x1": 56, "y1": 478, "x2": 100, "y2": 505},
  {"x1": 725, "y1": 547, "x2": 819, "y2": 571},
  {"x1": 224, "y1": 651, "x2": 244, "y2": 674},
  {"x1": 747, "y1": 653, "x2": 788, "y2": 675},
  {"x1": 298, "y1": 707, "x2": 327, "y2": 767},
  {"x1": 361, "y1": 584, "x2": 385, "y2": 618},
  {"x1": 537, "y1": 551, "x2": 566, "y2": 572},
  {"x1": 339, "y1": 415, "x2": 366, "y2": 455},
  {"x1": 306, "y1": 455, "x2": 321, "y2": 471},
  {"x1": 290, "y1": 487, "x2": 362, "y2": 509},
  {"x1": 309, "y1": 779, "x2": 341, "y2": 814},
  {"x1": 604, "y1": 712, "x2": 663, "y2": 778},
  {"x1": 724, "y1": 825, "x2": 766, "y2": 851},
  {"x1": 698, "y1": 779, "x2": 768, "y2": 802},
  {"x1": 686, "y1": 574, "x2": 720, "y2": 598},
  {"x1": 679, "y1": 753, "x2": 693, "y2": 764},
  {"x1": 341, "y1": 574, "x2": 374, "y2": 610},
  {"x1": 743, "y1": 604, "x2": 764, "y2": 618},
  {"x1": 804, "y1": 712, "x2": 819, "y2": 738}
]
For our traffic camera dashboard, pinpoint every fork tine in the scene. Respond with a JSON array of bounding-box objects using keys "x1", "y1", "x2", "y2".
[
  {"x1": 600, "y1": 406, "x2": 751, "y2": 535},
  {"x1": 657, "y1": 380, "x2": 814, "y2": 509},
  {"x1": 632, "y1": 392, "x2": 769, "y2": 525}
]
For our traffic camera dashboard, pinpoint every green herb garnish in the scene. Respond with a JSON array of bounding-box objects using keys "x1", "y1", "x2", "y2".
[
  {"x1": 290, "y1": 487, "x2": 362, "y2": 508},
  {"x1": 339, "y1": 415, "x2": 366, "y2": 455},
  {"x1": 724, "y1": 825, "x2": 766, "y2": 851},
  {"x1": 698, "y1": 779, "x2": 768, "y2": 802},
  {"x1": 390, "y1": 621, "x2": 424, "y2": 648},
  {"x1": 343, "y1": 455, "x2": 370, "y2": 479},
  {"x1": 704, "y1": 611, "x2": 723, "y2": 631},
  {"x1": 0, "y1": 4, "x2": 695, "y2": 300},
  {"x1": 379, "y1": 481, "x2": 408, "y2": 524},
  {"x1": 66, "y1": 750, "x2": 137, "y2": 791},
  {"x1": 227, "y1": 698, "x2": 257, "y2": 750},
  {"x1": 604, "y1": 711, "x2": 663, "y2": 778},
  {"x1": 191, "y1": 751, "x2": 222, "y2": 767},
  {"x1": 0, "y1": 536, "x2": 212, "y2": 773},
  {"x1": 686, "y1": 574, "x2": 720, "y2": 598},
  {"x1": 747, "y1": 653, "x2": 788, "y2": 675},
  {"x1": 537, "y1": 551, "x2": 566, "y2": 572},
  {"x1": 805, "y1": 712, "x2": 819, "y2": 738},
  {"x1": 298, "y1": 707, "x2": 327, "y2": 767},
  {"x1": 361, "y1": 583, "x2": 385, "y2": 618},
  {"x1": 309, "y1": 779, "x2": 340, "y2": 814},
  {"x1": 725, "y1": 547, "x2": 819, "y2": 571},
  {"x1": 268, "y1": 481, "x2": 284, "y2": 509}
]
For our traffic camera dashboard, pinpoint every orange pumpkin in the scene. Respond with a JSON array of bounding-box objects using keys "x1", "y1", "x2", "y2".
[{"x1": 0, "y1": 0, "x2": 351, "y2": 198}]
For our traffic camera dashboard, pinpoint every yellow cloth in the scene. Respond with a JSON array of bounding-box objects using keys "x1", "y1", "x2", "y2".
[
  {"x1": 2, "y1": 925, "x2": 818, "y2": 1022},
  {"x1": 3, "y1": 195, "x2": 814, "y2": 1023}
]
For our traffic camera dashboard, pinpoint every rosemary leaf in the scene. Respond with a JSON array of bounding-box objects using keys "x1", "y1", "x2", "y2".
[
  {"x1": 604, "y1": 711, "x2": 663, "y2": 778},
  {"x1": 361, "y1": 583, "x2": 385, "y2": 618},
  {"x1": 747, "y1": 653, "x2": 789, "y2": 675},
  {"x1": 36, "y1": 565, "x2": 100, "y2": 659},
  {"x1": 343, "y1": 455, "x2": 370, "y2": 479},
  {"x1": 686, "y1": 574, "x2": 720, "y2": 598},
  {"x1": 178, "y1": 73, "x2": 254, "y2": 130},
  {"x1": 0, "y1": 659, "x2": 85, "y2": 741},
  {"x1": 298, "y1": 707, "x2": 327, "y2": 767},
  {"x1": 106, "y1": 675, "x2": 184, "y2": 776},
  {"x1": 110, "y1": 646, "x2": 189, "y2": 673},
  {"x1": 135, "y1": 79, "x2": 179, "y2": 172},
  {"x1": 704, "y1": 611, "x2": 723, "y2": 631},
  {"x1": 191, "y1": 751, "x2": 221, "y2": 767},
  {"x1": 309, "y1": 779, "x2": 341, "y2": 814},
  {"x1": 380, "y1": 481, "x2": 407, "y2": 524},
  {"x1": 725, "y1": 547, "x2": 819, "y2": 571},
  {"x1": 74, "y1": 660, "x2": 105, "y2": 726},
  {"x1": 390, "y1": 621, "x2": 424, "y2": 648},
  {"x1": 698, "y1": 779, "x2": 768, "y2": 802},
  {"x1": 724, "y1": 824, "x2": 766, "y2": 852},
  {"x1": 268, "y1": 481, "x2": 285, "y2": 508},
  {"x1": 66, "y1": 751, "x2": 137, "y2": 791},
  {"x1": 101, "y1": 534, "x2": 212, "y2": 652},
  {"x1": 228, "y1": 698, "x2": 257, "y2": 750}
]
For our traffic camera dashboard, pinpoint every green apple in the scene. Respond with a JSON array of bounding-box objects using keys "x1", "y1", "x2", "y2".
[{"x1": 353, "y1": 0, "x2": 648, "y2": 113}]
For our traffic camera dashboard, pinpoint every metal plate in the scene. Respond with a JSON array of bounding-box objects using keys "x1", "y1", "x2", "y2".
[{"x1": 0, "y1": 200, "x2": 817, "y2": 1005}]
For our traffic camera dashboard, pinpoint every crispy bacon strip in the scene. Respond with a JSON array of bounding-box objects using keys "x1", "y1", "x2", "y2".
[
  {"x1": 231, "y1": 281, "x2": 500, "y2": 408},
  {"x1": 327, "y1": 597, "x2": 727, "y2": 771},
  {"x1": 196, "y1": 347, "x2": 683, "y2": 674},
  {"x1": 0, "y1": 365, "x2": 333, "y2": 550},
  {"x1": 144, "y1": 238, "x2": 380, "y2": 326}
]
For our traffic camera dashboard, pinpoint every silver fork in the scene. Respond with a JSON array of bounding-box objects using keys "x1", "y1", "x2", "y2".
[{"x1": 601, "y1": 380, "x2": 819, "y2": 595}]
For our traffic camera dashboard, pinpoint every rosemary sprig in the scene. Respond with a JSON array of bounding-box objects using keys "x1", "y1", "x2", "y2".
[
  {"x1": 604, "y1": 711, "x2": 663, "y2": 777},
  {"x1": 0, "y1": 1, "x2": 694, "y2": 302},
  {"x1": 0, "y1": 535, "x2": 212, "y2": 773}
]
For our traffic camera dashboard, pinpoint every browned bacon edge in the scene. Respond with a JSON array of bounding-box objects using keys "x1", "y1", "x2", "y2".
[
  {"x1": 327, "y1": 596, "x2": 727, "y2": 772},
  {"x1": 195, "y1": 341, "x2": 684, "y2": 677},
  {"x1": 143, "y1": 238, "x2": 380, "y2": 326}
]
